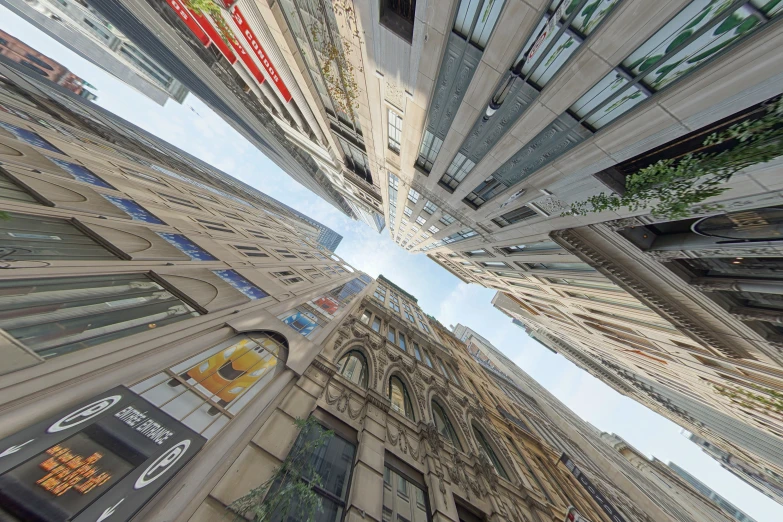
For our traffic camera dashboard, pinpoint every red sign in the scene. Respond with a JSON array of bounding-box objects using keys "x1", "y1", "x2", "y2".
[
  {"x1": 214, "y1": 14, "x2": 265, "y2": 84},
  {"x1": 165, "y1": 0, "x2": 210, "y2": 46},
  {"x1": 231, "y1": 6, "x2": 292, "y2": 102},
  {"x1": 191, "y1": 11, "x2": 237, "y2": 64}
]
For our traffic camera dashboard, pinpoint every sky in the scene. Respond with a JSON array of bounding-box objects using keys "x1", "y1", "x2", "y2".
[{"x1": 2, "y1": 8, "x2": 781, "y2": 521}]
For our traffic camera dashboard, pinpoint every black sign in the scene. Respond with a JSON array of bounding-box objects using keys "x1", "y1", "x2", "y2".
[
  {"x1": 559, "y1": 454, "x2": 627, "y2": 522},
  {"x1": 0, "y1": 386, "x2": 206, "y2": 522},
  {"x1": 692, "y1": 207, "x2": 783, "y2": 241}
]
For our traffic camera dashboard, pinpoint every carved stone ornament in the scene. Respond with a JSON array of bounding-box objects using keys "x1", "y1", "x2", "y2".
[
  {"x1": 386, "y1": 419, "x2": 422, "y2": 461},
  {"x1": 603, "y1": 217, "x2": 645, "y2": 231},
  {"x1": 420, "y1": 422, "x2": 444, "y2": 453},
  {"x1": 474, "y1": 450, "x2": 499, "y2": 489},
  {"x1": 311, "y1": 358, "x2": 336, "y2": 377},
  {"x1": 325, "y1": 382, "x2": 365, "y2": 419}
]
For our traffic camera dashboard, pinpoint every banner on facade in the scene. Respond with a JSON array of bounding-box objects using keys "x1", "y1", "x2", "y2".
[
  {"x1": 0, "y1": 386, "x2": 206, "y2": 521},
  {"x1": 231, "y1": 6, "x2": 292, "y2": 102},
  {"x1": 165, "y1": 0, "x2": 211, "y2": 46},
  {"x1": 191, "y1": 10, "x2": 237, "y2": 64},
  {"x1": 559, "y1": 453, "x2": 627, "y2": 522}
]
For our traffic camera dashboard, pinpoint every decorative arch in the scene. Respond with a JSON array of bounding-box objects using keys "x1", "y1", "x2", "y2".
[
  {"x1": 470, "y1": 421, "x2": 511, "y2": 482},
  {"x1": 335, "y1": 347, "x2": 370, "y2": 389},
  {"x1": 429, "y1": 396, "x2": 466, "y2": 452},
  {"x1": 386, "y1": 371, "x2": 419, "y2": 422}
]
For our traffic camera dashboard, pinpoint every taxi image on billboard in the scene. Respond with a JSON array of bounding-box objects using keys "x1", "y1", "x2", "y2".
[{"x1": 169, "y1": 336, "x2": 280, "y2": 414}]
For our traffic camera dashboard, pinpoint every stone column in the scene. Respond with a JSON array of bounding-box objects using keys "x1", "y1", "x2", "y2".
[{"x1": 344, "y1": 390, "x2": 390, "y2": 522}]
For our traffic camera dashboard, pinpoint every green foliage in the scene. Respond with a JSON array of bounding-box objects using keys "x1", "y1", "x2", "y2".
[
  {"x1": 183, "y1": 0, "x2": 221, "y2": 17},
  {"x1": 567, "y1": 97, "x2": 783, "y2": 219},
  {"x1": 229, "y1": 417, "x2": 334, "y2": 522},
  {"x1": 715, "y1": 385, "x2": 783, "y2": 414}
]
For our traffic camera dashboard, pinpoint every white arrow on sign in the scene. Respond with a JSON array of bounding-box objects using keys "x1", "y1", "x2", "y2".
[
  {"x1": 97, "y1": 499, "x2": 124, "y2": 522},
  {"x1": 0, "y1": 439, "x2": 34, "y2": 458}
]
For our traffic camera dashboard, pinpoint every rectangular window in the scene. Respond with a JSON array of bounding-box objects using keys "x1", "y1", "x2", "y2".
[
  {"x1": 415, "y1": 216, "x2": 426, "y2": 225},
  {"x1": 0, "y1": 211, "x2": 117, "y2": 261},
  {"x1": 196, "y1": 218, "x2": 233, "y2": 233},
  {"x1": 404, "y1": 207, "x2": 413, "y2": 217},
  {"x1": 383, "y1": 466, "x2": 430, "y2": 522},
  {"x1": 388, "y1": 328, "x2": 396, "y2": 343},
  {"x1": 492, "y1": 206, "x2": 538, "y2": 228},
  {"x1": 415, "y1": 130, "x2": 443, "y2": 173},
  {"x1": 160, "y1": 193, "x2": 200, "y2": 210},
  {"x1": 422, "y1": 200, "x2": 437, "y2": 214},
  {"x1": 388, "y1": 109, "x2": 402, "y2": 153},
  {"x1": 233, "y1": 244, "x2": 270, "y2": 258},
  {"x1": 0, "y1": 273, "x2": 199, "y2": 358},
  {"x1": 246, "y1": 228, "x2": 270, "y2": 239},
  {"x1": 213, "y1": 270, "x2": 269, "y2": 300},
  {"x1": 405, "y1": 311, "x2": 415, "y2": 323},
  {"x1": 158, "y1": 232, "x2": 217, "y2": 261},
  {"x1": 501, "y1": 241, "x2": 560, "y2": 254},
  {"x1": 270, "y1": 420, "x2": 356, "y2": 522},
  {"x1": 219, "y1": 210, "x2": 243, "y2": 221},
  {"x1": 48, "y1": 158, "x2": 115, "y2": 189},
  {"x1": 413, "y1": 343, "x2": 422, "y2": 362},
  {"x1": 274, "y1": 248, "x2": 297, "y2": 259},
  {"x1": 463, "y1": 176, "x2": 508, "y2": 209},
  {"x1": 439, "y1": 152, "x2": 475, "y2": 192},
  {"x1": 398, "y1": 333, "x2": 407, "y2": 351},
  {"x1": 437, "y1": 358, "x2": 450, "y2": 379},
  {"x1": 407, "y1": 188, "x2": 420, "y2": 204},
  {"x1": 420, "y1": 321, "x2": 430, "y2": 334},
  {"x1": 372, "y1": 317, "x2": 382, "y2": 332},
  {"x1": 439, "y1": 213, "x2": 455, "y2": 226},
  {"x1": 103, "y1": 195, "x2": 165, "y2": 225},
  {"x1": 423, "y1": 350, "x2": 434, "y2": 368},
  {"x1": 122, "y1": 168, "x2": 166, "y2": 185},
  {"x1": 360, "y1": 309, "x2": 372, "y2": 324}
]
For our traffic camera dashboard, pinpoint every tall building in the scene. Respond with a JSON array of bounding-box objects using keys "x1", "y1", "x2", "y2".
[
  {"x1": 667, "y1": 461, "x2": 758, "y2": 522},
  {"x1": 492, "y1": 290, "x2": 783, "y2": 506},
  {"x1": 0, "y1": 28, "x2": 95, "y2": 100},
  {"x1": 0, "y1": 62, "x2": 733, "y2": 521},
  {"x1": 450, "y1": 323, "x2": 735, "y2": 522},
  {"x1": 601, "y1": 433, "x2": 749, "y2": 522},
  {"x1": 687, "y1": 431, "x2": 783, "y2": 506},
  {"x1": 0, "y1": 0, "x2": 188, "y2": 105},
  {"x1": 59, "y1": 0, "x2": 387, "y2": 232}
]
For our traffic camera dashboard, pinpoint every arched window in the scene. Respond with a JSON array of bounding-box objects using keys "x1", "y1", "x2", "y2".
[
  {"x1": 337, "y1": 350, "x2": 368, "y2": 388},
  {"x1": 473, "y1": 425, "x2": 509, "y2": 480},
  {"x1": 431, "y1": 400, "x2": 462, "y2": 450},
  {"x1": 389, "y1": 376, "x2": 415, "y2": 421}
]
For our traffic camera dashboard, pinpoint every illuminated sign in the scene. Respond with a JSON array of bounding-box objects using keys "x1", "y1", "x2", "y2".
[
  {"x1": 165, "y1": 0, "x2": 211, "y2": 46},
  {"x1": 0, "y1": 387, "x2": 205, "y2": 522},
  {"x1": 231, "y1": 6, "x2": 292, "y2": 102},
  {"x1": 692, "y1": 207, "x2": 783, "y2": 242}
]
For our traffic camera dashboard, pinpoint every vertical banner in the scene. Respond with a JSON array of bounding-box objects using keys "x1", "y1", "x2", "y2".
[
  {"x1": 230, "y1": 6, "x2": 292, "y2": 102},
  {"x1": 165, "y1": 0, "x2": 211, "y2": 46},
  {"x1": 191, "y1": 11, "x2": 237, "y2": 64},
  {"x1": 216, "y1": 13, "x2": 266, "y2": 84}
]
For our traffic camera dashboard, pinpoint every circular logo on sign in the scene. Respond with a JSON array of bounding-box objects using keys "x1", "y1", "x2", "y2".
[
  {"x1": 47, "y1": 395, "x2": 122, "y2": 433},
  {"x1": 134, "y1": 440, "x2": 191, "y2": 490}
]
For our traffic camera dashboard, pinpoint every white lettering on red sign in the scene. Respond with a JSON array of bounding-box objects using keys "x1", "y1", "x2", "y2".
[
  {"x1": 231, "y1": 6, "x2": 292, "y2": 102},
  {"x1": 165, "y1": 0, "x2": 210, "y2": 46}
]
